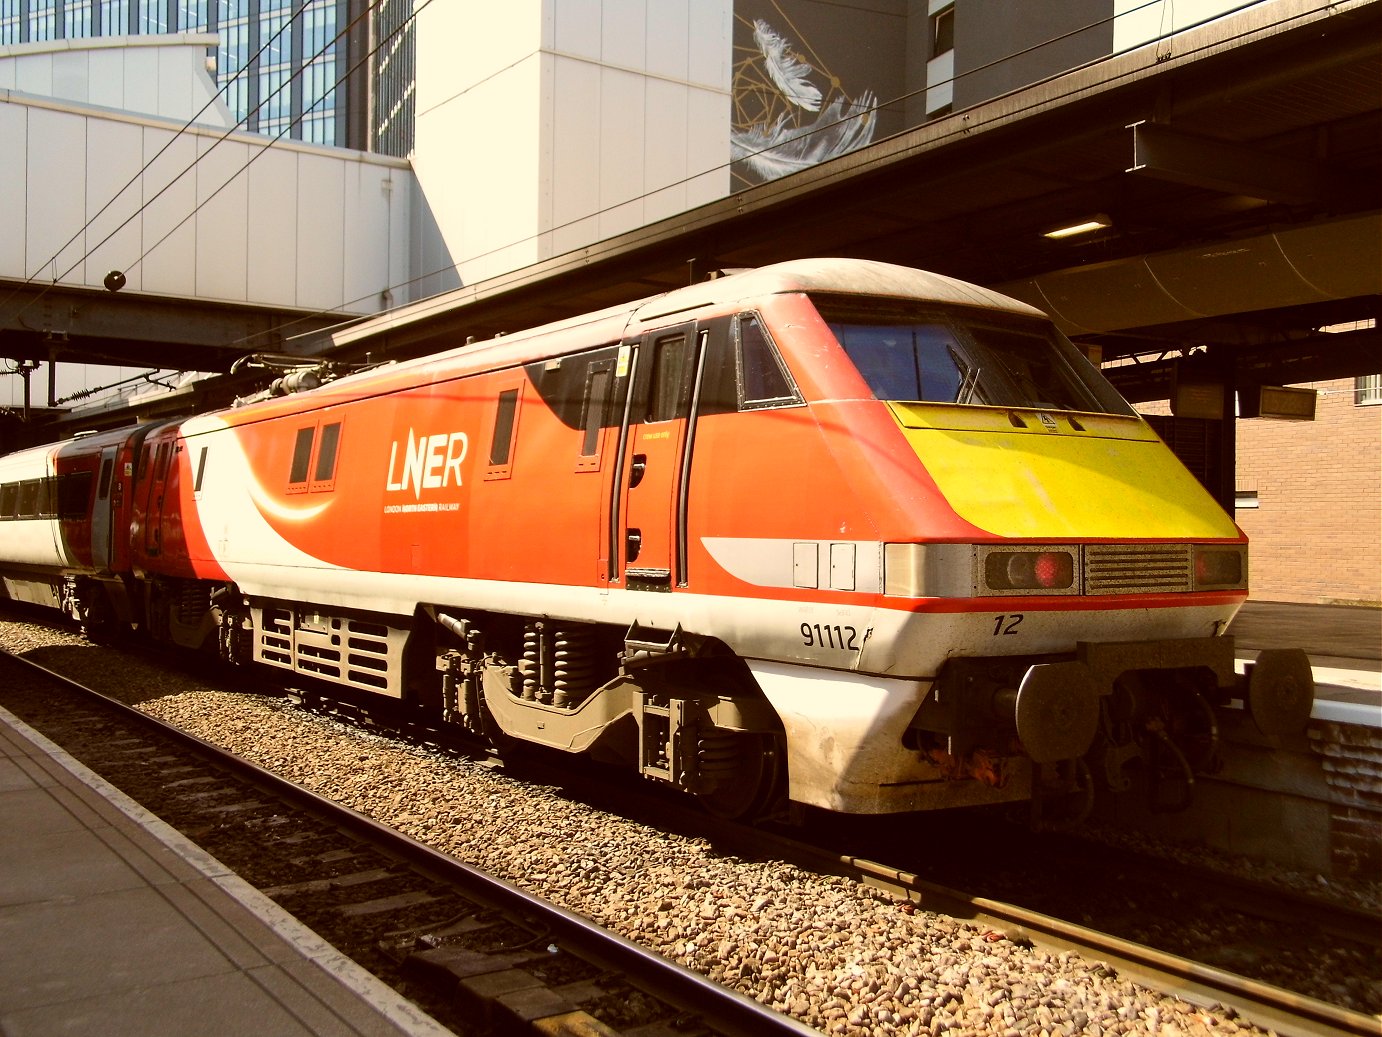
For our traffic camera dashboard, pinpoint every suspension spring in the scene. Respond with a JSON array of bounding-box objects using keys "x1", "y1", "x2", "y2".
[
  {"x1": 553, "y1": 625, "x2": 598, "y2": 708},
  {"x1": 695, "y1": 730, "x2": 741, "y2": 778},
  {"x1": 521, "y1": 624, "x2": 540, "y2": 701}
]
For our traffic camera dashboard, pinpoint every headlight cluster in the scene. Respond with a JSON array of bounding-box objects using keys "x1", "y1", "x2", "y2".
[{"x1": 883, "y1": 542, "x2": 1248, "y2": 597}]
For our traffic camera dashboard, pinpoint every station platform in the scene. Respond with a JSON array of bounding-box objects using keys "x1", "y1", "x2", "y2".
[
  {"x1": 1228, "y1": 600, "x2": 1381, "y2": 727},
  {"x1": 0, "y1": 706, "x2": 454, "y2": 1037}
]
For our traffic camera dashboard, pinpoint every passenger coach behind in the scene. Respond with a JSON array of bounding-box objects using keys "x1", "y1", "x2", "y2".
[{"x1": 0, "y1": 259, "x2": 1315, "y2": 823}]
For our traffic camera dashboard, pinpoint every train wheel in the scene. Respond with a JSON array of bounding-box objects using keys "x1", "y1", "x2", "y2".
[
  {"x1": 78, "y1": 586, "x2": 124, "y2": 644},
  {"x1": 694, "y1": 732, "x2": 784, "y2": 821}
]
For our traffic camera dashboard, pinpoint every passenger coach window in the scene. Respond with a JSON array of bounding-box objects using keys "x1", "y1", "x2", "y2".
[
  {"x1": 57, "y1": 472, "x2": 92, "y2": 519},
  {"x1": 17, "y1": 480, "x2": 39, "y2": 517},
  {"x1": 736, "y1": 314, "x2": 801, "y2": 410},
  {"x1": 0, "y1": 483, "x2": 17, "y2": 518}
]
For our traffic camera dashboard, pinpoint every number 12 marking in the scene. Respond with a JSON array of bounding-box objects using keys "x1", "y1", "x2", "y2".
[{"x1": 993, "y1": 614, "x2": 1024, "y2": 636}]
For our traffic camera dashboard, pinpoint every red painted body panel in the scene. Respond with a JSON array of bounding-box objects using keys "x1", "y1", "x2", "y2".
[{"x1": 132, "y1": 285, "x2": 1237, "y2": 616}]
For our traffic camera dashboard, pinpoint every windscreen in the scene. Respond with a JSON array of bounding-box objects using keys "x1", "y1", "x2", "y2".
[{"x1": 813, "y1": 295, "x2": 1134, "y2": 416}]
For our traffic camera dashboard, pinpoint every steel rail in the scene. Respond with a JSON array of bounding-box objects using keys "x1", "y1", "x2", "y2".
[
  {"x1": 6, "y1": 640, "x2": 1374, "y2": 1037},
  {"x1": 0, "y1": 650, "x2": 818, "y2": 1037},
  {"x1": 847, "y1": 857, "x2": 1379, "y2": 1037},
  {"x1": 362, "y1": 698, "x2": 1381, "y2": 1037}
]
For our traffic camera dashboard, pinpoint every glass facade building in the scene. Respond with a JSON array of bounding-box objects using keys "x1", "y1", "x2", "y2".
[
  {"x1": 0, "y1": 0, "x2": 396, "y2": 150},
  {"x1": 370, "y1": 0, "x2": 411, "y2": 157}
]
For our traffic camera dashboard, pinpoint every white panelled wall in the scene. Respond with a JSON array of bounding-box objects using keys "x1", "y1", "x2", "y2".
[
  {"x1": 3, "y1": 4, "x2": 735, "y2": 326},
  {"x1": 412, "y1": 0, "x2": 732, "y2": 291},
  {"x1": 0, "y1": 37, "x2": 412, "y2": 316},
  {"x1": 0, "y1": 35, "x2": 234, "y2": 126}
]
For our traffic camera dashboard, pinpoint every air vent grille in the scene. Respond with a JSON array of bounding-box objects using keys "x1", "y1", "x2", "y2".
[{"x1": 1083, "y1": 544, "x2": 1193, "y2": 595}]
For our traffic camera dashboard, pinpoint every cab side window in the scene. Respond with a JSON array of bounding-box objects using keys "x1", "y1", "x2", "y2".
[{"x1": 736, "y1": 313, "x2": 802, "y2": 410}]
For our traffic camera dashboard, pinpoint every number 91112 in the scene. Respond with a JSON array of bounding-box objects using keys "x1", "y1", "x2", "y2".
[{"x1": 801, "y1": 623, "x2": 859, "y2": 651}]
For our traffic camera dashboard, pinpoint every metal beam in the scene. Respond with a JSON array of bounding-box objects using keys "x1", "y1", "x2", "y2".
[
  {"x1": 0, "y1": 280, "x2": 342, "y2": 371},
  {"x1": 1128, "y1": 121, "x2": 1328, "y2": 204},
  {"x1": 1107, "y1": 326, "x2": 1381, "y2": 403}
]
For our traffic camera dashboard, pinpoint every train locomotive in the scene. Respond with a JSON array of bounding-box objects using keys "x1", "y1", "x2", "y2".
[{"x1": 0, "y1": 258, "x2": 1315, "y2": 820}]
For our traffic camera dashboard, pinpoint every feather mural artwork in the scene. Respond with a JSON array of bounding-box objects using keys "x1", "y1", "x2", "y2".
[
  {"x1": 732, "y1": 17, "x2": 878, "y2": 185},
  {"x1": 753, "y1": 19, "x2": 823, "y2": 113},
  {"x1": 733, "y1": 93, "x2": 878, "y2": 182}
]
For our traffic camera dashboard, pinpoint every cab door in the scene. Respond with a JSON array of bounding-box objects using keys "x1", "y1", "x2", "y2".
[
  {"x1": 612, "y1": 322, "x2": 705, "y2": 591},
  {"x1": 90, "y1": 446, "x2": 117, "y2": 570},
  {"x1": 143, "y1": 438, "x2": 175, "y2": 556}
]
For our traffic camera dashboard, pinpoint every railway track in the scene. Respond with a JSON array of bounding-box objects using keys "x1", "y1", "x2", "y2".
[
  {"x1": 3, "y1": 616, "x2": 1379, "y2": 1037},
  {"x1": 842, "y1": 859, "x2": 1379, "y2": 1037},
  {"x1": 502, "y1": 750, "x2": 1382, "y2": 1037},
  {"x1": 0, "y1": 647, "x2": 817, "y2": 1037}
]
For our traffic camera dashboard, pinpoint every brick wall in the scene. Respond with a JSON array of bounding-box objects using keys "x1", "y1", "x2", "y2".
[
  {"x1": 1234, "y1": 378, "x2": 1381, "y2": 605},
  {"x1": 1137, "y1": 378, "x2": 1381, "y2": 605}
]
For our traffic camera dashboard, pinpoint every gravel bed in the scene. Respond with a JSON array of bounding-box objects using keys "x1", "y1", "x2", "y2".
[{"x1": 2, "y1": 614, "x2": 1374, "y2": 1037}]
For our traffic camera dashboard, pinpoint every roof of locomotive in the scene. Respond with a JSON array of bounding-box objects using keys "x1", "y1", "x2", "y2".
[
  {"x1": 332, "y1": 257, "x2": 1045, "y2": 358},
  {"x1": 631, "y1": 258, "x2": 1045, "y2": 323},
  {"x1": 218, "y1": 258, "x2": 1049, "y2": 420}
]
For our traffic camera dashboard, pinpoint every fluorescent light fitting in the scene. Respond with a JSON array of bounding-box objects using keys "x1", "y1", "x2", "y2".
[{"x1": 1043, "y1": 214, "x2": 1112, "y2": 240}]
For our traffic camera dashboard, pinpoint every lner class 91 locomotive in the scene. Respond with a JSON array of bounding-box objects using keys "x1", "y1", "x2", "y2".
[{"x1": 0, "y1": 259, "x2": 1313, "y2": 820}]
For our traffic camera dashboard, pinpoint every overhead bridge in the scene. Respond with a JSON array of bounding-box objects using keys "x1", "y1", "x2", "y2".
[{"x1": 0, "y1": 32, "x2": 413, "y2": 422}]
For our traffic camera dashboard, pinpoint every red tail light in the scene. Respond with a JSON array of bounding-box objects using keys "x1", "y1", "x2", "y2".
[
  {"x1": 1194, "y1": 547, "x2": 1245, "y2": 588},
  {"x1": 985, "y1": 550, "x2": 1075, "y2": 591}
]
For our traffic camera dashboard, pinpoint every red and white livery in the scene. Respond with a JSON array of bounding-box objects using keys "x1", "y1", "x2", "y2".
[{"x1": 0, "y1": 259, "x2": 1313, "y2": 819}]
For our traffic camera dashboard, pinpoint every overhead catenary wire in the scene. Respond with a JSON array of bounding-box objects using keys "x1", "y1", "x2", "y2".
[
  {"x1": 253, "y1": 0, "x2": 1283, "y2": 354},
  {"x1": 209, "y1": 0, "x2": 1198, "y2": 356},
  {"x1": 47, "y1": 0, "x2": 386, "y2": 288},
  {"x1": 2, "y1": 0, "x2": 1294, "y2": 409},
  {"x1": 0, "y1": 0, "x2": 413, "y2": 411},
  {"x1": 0, "y1": 2, "x2": 335, "y2": 320}
]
